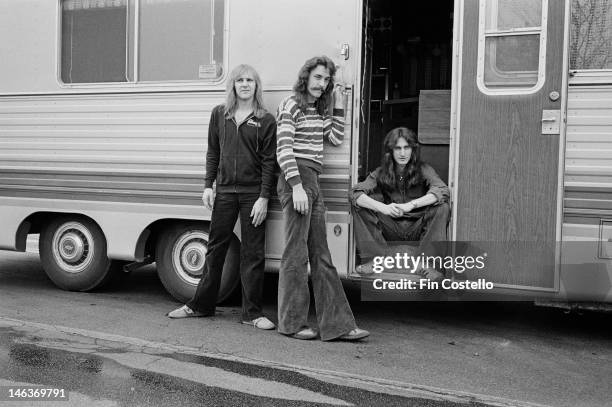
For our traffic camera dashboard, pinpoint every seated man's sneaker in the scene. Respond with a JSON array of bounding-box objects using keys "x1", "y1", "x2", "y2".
[
  {"x1": 416, "y1": 267, "x2": 444, "y2": 283},
  {"x1": 338, "y1": 328, "x2": 370, "y2": 341},
  {"x1": 242, "y1": 316, "x2": 276, "y2": 330},
  {"x1": 167, "y1": 305, "x2": 207, "y2": 319},
  {"x1": 356, "y1": 261, "x2": 375, "y2": 275}
]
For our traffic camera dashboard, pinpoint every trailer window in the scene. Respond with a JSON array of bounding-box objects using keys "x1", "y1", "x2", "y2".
[
  {"x1": 60, "y1": 0, "x2": 225, "y2": 84},
  {"x1": 139, "y1": 0, "x2": 224, "y2": 81},
  {"x1": 477, "y1": 0, "x2": 546, "y2": 93},
  {"x1": 61, "y1": 0, "x2": 131, "y2": 83},
  {"x1": 570, "y1": 0, "x2": 612, "y2": 70}
]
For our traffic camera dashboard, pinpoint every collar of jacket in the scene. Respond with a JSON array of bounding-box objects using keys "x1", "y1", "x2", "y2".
[{"x1": 224, "y1": 110, "x2": 256, "y2": 123}]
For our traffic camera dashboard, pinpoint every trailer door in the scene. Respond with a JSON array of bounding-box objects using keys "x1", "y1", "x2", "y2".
[{"x1": 454, "y1": 0, "x2": 567, "y2": 290}]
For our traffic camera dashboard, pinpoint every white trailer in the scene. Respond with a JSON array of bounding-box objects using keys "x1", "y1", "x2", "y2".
[{"x1": 0, "y1": 0, "x2": 611, "y2": 308}]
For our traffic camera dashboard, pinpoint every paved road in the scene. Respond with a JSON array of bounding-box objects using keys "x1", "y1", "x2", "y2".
[
  {"x1": 0, "y1": 322, "x2": 494, "y2": 407},
  {"x1": 0, "y1": 250, "x2": 611, "y2": 407}
]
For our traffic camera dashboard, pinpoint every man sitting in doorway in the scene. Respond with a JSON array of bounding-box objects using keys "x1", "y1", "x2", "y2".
[{"x1": 351, "y1": 127, "x2": 450, "y2": 279}]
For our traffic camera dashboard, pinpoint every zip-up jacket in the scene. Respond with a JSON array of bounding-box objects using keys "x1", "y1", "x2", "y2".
[{"x1": 204, "y1": 105, "x2": 277, "y2": 198}]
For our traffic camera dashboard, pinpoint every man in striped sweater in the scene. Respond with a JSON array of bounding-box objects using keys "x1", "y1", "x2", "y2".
[{"x1": 276, "y1": 56, "x2": 369, "y2": 341}]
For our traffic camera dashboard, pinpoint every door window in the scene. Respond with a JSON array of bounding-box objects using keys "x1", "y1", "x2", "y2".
[{"x1": 477, "y1": 0, "x2": 547, "y2": 93}]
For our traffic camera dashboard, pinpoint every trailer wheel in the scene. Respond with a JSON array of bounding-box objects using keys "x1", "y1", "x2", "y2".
[
  {"x1": 39, "y1": 217, "x2": 112, "y2": 291},
  {"x1": 155, "y1": 223, "x2": 240, "y2": 304}
]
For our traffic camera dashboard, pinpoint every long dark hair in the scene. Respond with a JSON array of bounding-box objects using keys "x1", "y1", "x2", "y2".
[
  {"x1": 292, "y1": 56, "x2": 336, "y2": 116},
  {"x1": 377, "y1": 127, "x2": 423, "y2": 201}
]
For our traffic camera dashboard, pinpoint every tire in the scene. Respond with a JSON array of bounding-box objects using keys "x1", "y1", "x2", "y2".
[
  {"x1": 155, "y1": 223, "x2": 240, "y2": 303},
  {"x1": 96, "y1": 260, "x2": 131, "y2": 290},
  {"x1": 39, "y1": 217, "x2": 112, "y2": 291}
]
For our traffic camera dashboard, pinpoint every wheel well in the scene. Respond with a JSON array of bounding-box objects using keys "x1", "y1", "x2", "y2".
[
  {"x1": 136, "y1": 219, "x2": 211, "y2": 262},
  {"x1": 16, "y1": 212, "x2": 105, "y2": 252}
]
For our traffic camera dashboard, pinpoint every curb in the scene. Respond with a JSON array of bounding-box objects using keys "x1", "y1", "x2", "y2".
[{"x1": 0, "y1": 316, "x2": 551, "y2": 407}]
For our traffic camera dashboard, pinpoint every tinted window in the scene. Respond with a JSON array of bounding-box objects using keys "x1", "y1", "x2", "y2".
[
  {"x1": 61, "y1": 0, "x2": 129, "y2": 83},
  {"x1": 60, "y1": 0, "x2": 224, "y2": 84},
  {"x1": 139, "y1": 0, "x2": 224, "y2": 81}
]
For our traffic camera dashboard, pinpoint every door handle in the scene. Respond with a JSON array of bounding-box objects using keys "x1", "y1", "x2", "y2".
[{"x1": 541, "y1": 110, "x2": 560, "y2": 135}]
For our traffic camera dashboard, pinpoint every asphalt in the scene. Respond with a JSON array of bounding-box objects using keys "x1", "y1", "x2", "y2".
[
  {"x1": 0, "y1": 324, "x2": 493, "y2": 407},
  {"x1": 1, "y1": 250, "x2": 611, "y2": 407}
]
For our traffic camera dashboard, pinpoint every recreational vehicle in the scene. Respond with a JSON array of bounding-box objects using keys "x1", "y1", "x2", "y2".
[{"x1": 0, "y1": 0, "x2": 610, "y2": 309}]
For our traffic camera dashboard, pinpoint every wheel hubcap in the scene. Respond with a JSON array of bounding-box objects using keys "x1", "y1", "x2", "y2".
[
  {"x1": 51, "y1": 222, "x2": 94, "y2": 273},
  {"x1": 172, "y1": 231, "x2": 208, "y2": 285},
  {"x1": 58, "y1": 232, "x2": 85, "y2": 262},
  {"x1": 182, "y1": 241, "x2": 206, "y2": 272}
]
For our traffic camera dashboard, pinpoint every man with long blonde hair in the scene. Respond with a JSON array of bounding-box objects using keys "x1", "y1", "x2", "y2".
[{"x1": 168, "y1": 65, "x2": 277, "y2": 330}]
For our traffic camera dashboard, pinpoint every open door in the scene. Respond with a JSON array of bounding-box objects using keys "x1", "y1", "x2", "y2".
[{"x1": 454, "y1": 0, "x2": 567, "y2": 290}]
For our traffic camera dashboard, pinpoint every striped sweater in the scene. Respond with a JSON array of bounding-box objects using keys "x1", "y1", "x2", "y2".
[{"x1": 276, "y1": 95, "x2": 345, "y2": 187}]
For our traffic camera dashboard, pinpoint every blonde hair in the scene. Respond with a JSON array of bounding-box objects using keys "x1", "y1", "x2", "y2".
[{"x1": 224, "y1": 64, "x2": 267, "y2": 119}]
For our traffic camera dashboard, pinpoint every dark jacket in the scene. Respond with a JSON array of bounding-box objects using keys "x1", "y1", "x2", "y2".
[
  {"x1": 351, "y1": 163, "x2": 450, "y2": 207},
  {"x1": 204, "y1": 105, "x2": 277, "y2": 198}
]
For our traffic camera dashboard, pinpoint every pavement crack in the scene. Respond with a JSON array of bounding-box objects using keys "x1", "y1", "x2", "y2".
[{"x1": 143, "y1": 356, "x2": 165, "y2": 367}]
